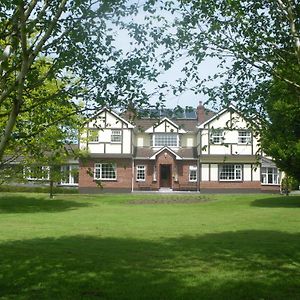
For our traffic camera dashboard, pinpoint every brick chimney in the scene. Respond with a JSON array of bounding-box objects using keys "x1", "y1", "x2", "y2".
[
  {"x1": 123, "y1": 101, "x2": 137, "y2": 122},
  {"x1": 197, "y1": 101, "x2": 206, "y2": 124}
]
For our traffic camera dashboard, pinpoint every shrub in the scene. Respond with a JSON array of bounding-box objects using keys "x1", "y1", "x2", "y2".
[{"x1": 0, "y1": 185, "x2": 78, "y2": 194}]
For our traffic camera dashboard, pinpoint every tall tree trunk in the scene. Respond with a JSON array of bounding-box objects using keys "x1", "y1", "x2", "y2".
[
  {"x1": 0, "y1": 101, "x2": 20, "y2": 160},
  {"x1": 0, "y1": 3, "x2": 28, "y2": 161},
  {"x1": 49, "y1": 179, "x2": 54, "y2": 199}
]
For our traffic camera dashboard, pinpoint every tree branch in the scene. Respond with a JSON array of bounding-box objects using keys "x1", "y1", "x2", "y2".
[
  {"x1": 276, "y1": 0, "x2": 300, "y2": 64},
  {"x1": 29, "y1": 0, "x2": 68, "y2": 64},
  {"x1": 24, "y1": 0, "x2": 38, "y2": 20}
]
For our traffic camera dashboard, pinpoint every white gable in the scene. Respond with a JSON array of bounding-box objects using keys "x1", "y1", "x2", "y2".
[
  {"x1": 198, "y1": 105, "x2": 250, "y2": 130},
  {"x1": 88, "y1": 108, "x2": 134, "y2": 129},
  {"x1": 145, "y1": 117, "x2": 186, "y2": 133},
  {"x1": 149, "y1": 146, "x2": 182, "y2": 160}
]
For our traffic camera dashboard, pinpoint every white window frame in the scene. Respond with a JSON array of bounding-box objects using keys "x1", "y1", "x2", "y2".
[
  {"x1": 238, "y1": 130, "x2": 251, "y2": 144},
  {"x1": 210, "y1": 129, "x2": 223, "y2": 144},
  {"x1": 88, "y1": 129, "x2": 99, "y2": 143},
  {"x1": 136, "y1": 165, "x2": 146, "y2": 181},
  {"x1": 60, "y1": 165, "x2": 79, "y2": 186},
  {"x1": 219, "y1": 164, "x2": 242, "y2": 181},
  {"x1": 111, "y1": 130, "x2": 122, "y2": 143},
  {"x1": 189, "y1": 165, "x2": 197, "y2": 182},
  {"x1": 153, "y1": 133, "x2": 179, "y2": 147},
  {"x1": 261, "y1": 167, "x2": 279, "y2": 185},
  {"x1": 25, "y1": 166, "x2": 50, "y2": 181},
  {"x1": 94, "y1": 163, "x2": 117, "y2": 180}
]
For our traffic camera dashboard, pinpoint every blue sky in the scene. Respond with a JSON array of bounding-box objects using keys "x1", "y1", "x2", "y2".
[{"x1": 113, "y1": 2, "x2": 226, "y2": 110}]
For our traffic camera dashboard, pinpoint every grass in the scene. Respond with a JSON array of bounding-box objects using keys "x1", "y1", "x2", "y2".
[{"x1": 0, "y1": 192, "x2": 299, "y2": 299}]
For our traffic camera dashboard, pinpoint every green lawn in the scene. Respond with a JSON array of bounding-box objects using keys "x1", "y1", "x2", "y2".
[{"x1": 0, "y1": 193, "x2": 300, "y2": 299}]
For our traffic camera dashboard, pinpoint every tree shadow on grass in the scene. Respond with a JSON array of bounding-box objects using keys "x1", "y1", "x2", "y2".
[
  {"x1": 0, "y1": 195, "x2": 91, "y2": 213},
  {"x1": 0, "y1": 230, "x2": 299, "y2": 299},
  {"x1": 251, "y1": 195, "x2": 300, "y2": 208}
]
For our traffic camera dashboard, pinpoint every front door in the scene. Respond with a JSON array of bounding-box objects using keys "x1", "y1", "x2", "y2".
[{"x1": 160, "y1": 164, "x2": 172, "y2": 188}]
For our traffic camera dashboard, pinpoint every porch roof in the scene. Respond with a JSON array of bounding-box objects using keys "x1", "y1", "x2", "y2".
[
  {"x1": 89, "y1": 153, "x2": 133, "y2": 159},
  {"x1": 261, "y1": 157, "x2": 277, "y2": 168},
  {"x1": 134, "y1": 147, "x2": 198, "y2": 160},
  {"x1": 200, "y1": 155, "x2": 259, "y2": 164}
]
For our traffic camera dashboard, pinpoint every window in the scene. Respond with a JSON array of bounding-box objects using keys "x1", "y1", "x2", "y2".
[
  {"x1": 111, "y1": 130, "x2": 122, "y2": 143},
  {"x1": 189, "y1": 165, "x2": 197, "y2": 182},
  {"x1": 94, "y1": 163, "x2": 116, "y2": 180},
  {"x1": 154, "y1": 133, "x2": 178, "y2": 147},
  {"x1": 238, "y1": 131, "x2": 251, "y2": 144},
  {"x1": 219, "y1": 164, "x2": 242, "y2": 181},
  {"x1": 61, "y1": 165, "x2": 79, "y2": 185},
  {"x1": 25, "y1": 166, "x2": 49, "y2": 180},
  {"x1": 136, "y1": 165, "x2": 146, "y2": 181},
  {"x1": 261, "y1": 167, "x2": 279, "y2": 185},
  {"x1": 210, "y1": 130, "x2": 223, "y2": 144},
  {"x1": 89, "y1": 129, "x2": 99, "y2": 143}
]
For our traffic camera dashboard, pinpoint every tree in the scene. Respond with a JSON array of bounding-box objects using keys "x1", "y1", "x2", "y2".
[
  {"x1": 0, "y1": 73, "x2": 83, "y2": 197},
  {"x1": 162, "y1": 1, "x2": 300, "y2": 109},
  {"x1": 0, "y1": 0, "x2": 163, "y2": 162},
  {"x1": 260, "y1": 77, "x2": 300, "y2": 181},
  {"x1": 23, "y1": 141, "x2": 80, "y2": 199},
  {"x1": 153, "y1": 0, "x2": 300, "y2": 180}
]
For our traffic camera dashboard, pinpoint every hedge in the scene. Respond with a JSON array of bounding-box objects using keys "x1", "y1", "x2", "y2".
[{"x1": 0, "y1": 185, "x2": 78, "y2": 194}]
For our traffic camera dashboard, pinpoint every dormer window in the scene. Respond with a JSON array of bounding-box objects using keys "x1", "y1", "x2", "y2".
[
  {"x1": 153, "y1": 133, "x2": 178, "y2": 147},
  {"x1": 111, "y1": 130, "x2": 122, "y2": 143}
]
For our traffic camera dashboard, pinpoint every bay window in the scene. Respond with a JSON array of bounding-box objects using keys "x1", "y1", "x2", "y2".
[{"x1": 261, "y1": 167, "x2": 279, "y2": 185}]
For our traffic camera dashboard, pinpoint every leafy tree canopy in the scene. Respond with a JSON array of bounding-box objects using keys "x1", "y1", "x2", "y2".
[
  {"x1": 0, "y1": 0, "x2": 166, "y2": 161},
  {"x1": 148, "y1": 0, "x2": 300, "y2": 179},
  {"x1": 152, "y1": 0, "x2": 300, "y2": 116}
]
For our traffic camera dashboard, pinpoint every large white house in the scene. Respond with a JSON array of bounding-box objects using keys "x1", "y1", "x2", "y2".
[{"x1": 77, "y1": 102, "x2": 281, "y2": 193}]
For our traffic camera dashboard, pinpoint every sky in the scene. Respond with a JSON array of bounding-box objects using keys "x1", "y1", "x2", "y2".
[{"x1": 113, "y1": 2, "x2": 226, "y2": 111}]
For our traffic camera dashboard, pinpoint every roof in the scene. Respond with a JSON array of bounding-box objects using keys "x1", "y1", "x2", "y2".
[
  {"x1": 123, "y1": 107, "x2": 216, "y2": 133},
  {"x1": 90, "y1": 107, "x2": 134, "y2": 129},
  {"x1": 200, "y1": 155, "x2": 259, "y2": 164},
  {"x1": 2, "y1": 143, "x2": 80, "y2": 165},
  {"x1": 261, "y1": 157, "x2": 277, "y2": 168},
  {"x1": 88, "y1": 153, "x2": 133, "y2": 159},
  {"x1": 134, "y1": 119, "x2": 199, "y2": 133},
  {"x1": 144, "y1": 117, "x2": 187, "y2": 133},
  {"x1": 134, "y1": 147, "x2": 198, "y2": 160},
  {"x1": 137, "y1": 107, "x2": 215, "y2": 121},
  {"x1": 149, "y1": 147, "x2": 183, "y2": 160}
]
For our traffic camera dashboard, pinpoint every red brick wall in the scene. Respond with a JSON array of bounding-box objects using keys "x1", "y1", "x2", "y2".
[
  {"x1": 156, "y1": 151, "x2": 175, "y2": 188},
  {"x1": 79, "y1": 158, "x2": 132, "y2": 190},
  {"x1": 200, "y1": 181, "x2": 261, "y2": 190},
  {"x1": 175, "y1": 161, "x2": 198, "y2": 190},
  {"x1": 79, "y1": 157, "x2": 276, "y2": 192},
  {"x1": 133, "y1": 160, "x2": 158, "y2": 190},
  {"x1": 133, "y1": 154, "x2": 198, "y2": 191},
  {"x1": 261, "y1": 185, "x2": 280, "y2": 192}
]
